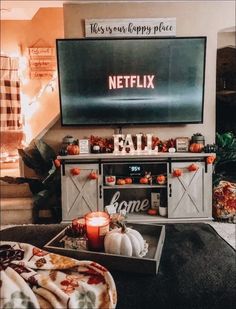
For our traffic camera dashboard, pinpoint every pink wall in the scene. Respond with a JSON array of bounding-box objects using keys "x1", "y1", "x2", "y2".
[{"x1": 1, "y1": 8, "x2": 64, "y2": 143}]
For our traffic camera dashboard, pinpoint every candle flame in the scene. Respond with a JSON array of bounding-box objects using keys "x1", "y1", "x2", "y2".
[{"x1": 87, "y1": 217, "x2": 108, "y2": 226}]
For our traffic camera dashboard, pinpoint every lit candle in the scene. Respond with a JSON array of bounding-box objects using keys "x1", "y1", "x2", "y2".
[{"x1": 85, "y1": 212, "x2": 110, "y2": 251}]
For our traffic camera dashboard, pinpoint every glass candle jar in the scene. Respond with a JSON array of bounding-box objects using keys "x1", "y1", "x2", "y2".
[{"x1": 85, "y1": 212, "x2": 110, "y2": 251}]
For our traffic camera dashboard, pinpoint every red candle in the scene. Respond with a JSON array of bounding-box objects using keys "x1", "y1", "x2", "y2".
[{"x1": 85, "y1": 212, "x2": 110, "y2": 251}]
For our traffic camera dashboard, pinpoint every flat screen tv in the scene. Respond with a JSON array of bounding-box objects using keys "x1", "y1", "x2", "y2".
[{"x1": 56, "y1": 37, "x2": 206, "y2": 126}]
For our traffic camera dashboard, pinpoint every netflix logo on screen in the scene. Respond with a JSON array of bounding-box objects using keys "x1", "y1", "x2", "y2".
[{"x1": 108, "y1": 74, "x2": 155, "y2": 90}]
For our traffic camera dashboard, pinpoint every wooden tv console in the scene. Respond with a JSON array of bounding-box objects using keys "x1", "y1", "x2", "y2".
[{"x1": 58, "y1": 152, "x2": 214, "y2": 223}]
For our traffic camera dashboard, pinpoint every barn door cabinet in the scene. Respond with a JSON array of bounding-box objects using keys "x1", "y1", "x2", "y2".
[
  {"x1": 60, "y1": 153, "x2": 213, "y2": 223},
  {"x1": 168, "y1": 161, "x2": 212, "y2": 219},
  {"x1": 61, "y1": 163, "x2": 103, "y2": 222}
]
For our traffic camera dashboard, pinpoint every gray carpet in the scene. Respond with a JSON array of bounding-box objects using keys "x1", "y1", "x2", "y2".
[{"x1": 1, "y1": 223, "x2": 235, "y2": 309}]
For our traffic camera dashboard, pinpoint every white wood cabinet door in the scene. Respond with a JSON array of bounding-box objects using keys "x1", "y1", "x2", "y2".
[
  {"x1": 168, "y1": 161, "x2": 212, "y2": 218},
  {"x1": 61, "y1": 163, "x2": 102, "y2": 222}
]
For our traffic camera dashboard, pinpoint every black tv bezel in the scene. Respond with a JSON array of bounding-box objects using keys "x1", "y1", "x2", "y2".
[{"x1": 56, "y1": 36, "x2": 207, "y2": 127}]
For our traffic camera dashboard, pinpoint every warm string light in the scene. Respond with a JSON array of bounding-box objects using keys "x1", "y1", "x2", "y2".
[
  {"x1": 0, "y1": 51, "x2": 57, "y2": 146},
  {"x1": 18, "y1": 55, "x2": 57, "y2": 106},
  {"x1": 17, "y1": 54, "x2": 57, "y2": 144},
  {"x1": 29, "y1": 77, "x2": 56, "y2": 105}
]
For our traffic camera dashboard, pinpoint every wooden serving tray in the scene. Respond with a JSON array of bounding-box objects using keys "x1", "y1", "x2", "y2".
[{"x1": 44, "y1": 223, "x2": 165, "y2": 275}]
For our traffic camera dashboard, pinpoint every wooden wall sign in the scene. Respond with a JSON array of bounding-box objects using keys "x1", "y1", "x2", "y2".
[
  {"x1": 28, "y1": 46, "x2": 55, "y2": 80},
  {"x1": 29, "y1": 59, "x2": 56, "y2": 71},
  {"x1": 85, "y1": 18, "x2": 176, "y2": 37},
  {"x1": 28, "y1": 47, "x2": 55, "y2": 57},
  {"x1": 30, "y1": 71, "x2": 54, "y2": 80}
]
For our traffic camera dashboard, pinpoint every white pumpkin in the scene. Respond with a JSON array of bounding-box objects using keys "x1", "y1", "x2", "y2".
[{"x1": 104, "y1": 226, "x2": 147, "y2": 257}]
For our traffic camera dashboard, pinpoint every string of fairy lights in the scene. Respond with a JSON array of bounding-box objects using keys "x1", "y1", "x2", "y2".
[{"x1": 17, "y1": 54, "x2": 57, "y2": 143}]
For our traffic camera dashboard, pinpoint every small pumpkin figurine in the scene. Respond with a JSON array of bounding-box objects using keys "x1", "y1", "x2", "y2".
[
  {"x1": 104, "y1": 223, "x2": 148, "y2": 257},
  {"x1": 117, "y1": 179, "x2": 126, "y2": 185},
  {"x1": 156, "y1": 174, "x2": 166, "y2": 184},
  {"x1": 189, "y1": 143, "x2": 204, "y2": 153},
  {"x1": 139, "y1": 177, "x2": 149, "y2": 184},
  {"x1": 67, "y1": 144, "x2": 80, "y2": 155},
  {"x1": 124, "y1": 177, "x2": 133, "y2": 184}
]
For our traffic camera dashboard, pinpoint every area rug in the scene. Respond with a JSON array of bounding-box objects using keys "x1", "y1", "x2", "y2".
[{"x1": 1, "y1": 223, "x2": 235, "y2": 309}]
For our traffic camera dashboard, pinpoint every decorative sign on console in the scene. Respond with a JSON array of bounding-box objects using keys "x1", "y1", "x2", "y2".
[
  {"x1": 85, "y1": 18, "x2": 176, "y2": 37},
  {"x1": 113, "y1": 134, "x2": 158, "y2": 154}
]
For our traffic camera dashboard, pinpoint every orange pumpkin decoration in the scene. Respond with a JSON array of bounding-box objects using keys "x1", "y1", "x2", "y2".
[
  {"x1": 139, "y1": 177, "x2": 149, "y2": 184},
  {"x1": 106, "y1": 176, "x2": 116, "y2": 183},
  {"x1": 70, "y1": 168, "x2": 81, "y2": 176},
  {"x1": 88, "y1": 172, "x2": 98, "y2": 180},
  {"x1": 189, "y1": 143, "x2": 204, "y2": 153},
  {"x1": 172, "y1": 169, "x2": 182, "y2": 177},
  {"x1": 67, "y1": 144, "x2": 80, "y2": 155},
  {"x1": 156, "y1": 175, "x2": 166, "y2": 184},
  {"x1": 54, "y1": 159, "x2": 61, "y2": 168},
  {"x1": 207, "y1": 156, "x2": 216, "y2": 164},
  {"x1": 125, "y1": 177, "x2": 133, "y2": 184},
  {"x1": 188, "y1": 163, "x2": 199, "y2": 172},
  {"x1": 117, "y1": 179, "x2": 126, "y2": 185}
]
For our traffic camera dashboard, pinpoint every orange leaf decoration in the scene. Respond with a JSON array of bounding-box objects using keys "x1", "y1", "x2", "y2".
[
  {"x1": 188, "y1": 163, "x2": 199, "y2": 172},
  {"x1": 54, "y1": 159, "x2": 61, "y2": 168},
  {"x1": 172, "y1": 169, "x2": 182, "y2": 177},
  {"x1": 88, "y1": 172, "x2": 98, "y2": 180},
  {"x1": 33, "y1": 247, "x2": 47, "y2": 257},
  {"x1": 70, "y1": 168, "x2": 81, "y2": 176},
  {"x1": 207, "y1": 156, "x2": 216, "y2": 164}
]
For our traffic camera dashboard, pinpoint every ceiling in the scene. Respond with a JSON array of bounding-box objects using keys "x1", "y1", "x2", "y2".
[
  {"x1": 1, "y1": 1, "x2": 70, "y2": 20},
  {"x1": 0, "y1": 0, "x2": 166, "y2": 20},
  {"x1": 1, "y1": 1, "x2": 234, "y2": 21}
]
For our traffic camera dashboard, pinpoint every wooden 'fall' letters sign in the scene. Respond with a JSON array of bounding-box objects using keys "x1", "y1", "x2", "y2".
[{"x1": 113, "y1": 133, "x2": 158, "y2": 154}]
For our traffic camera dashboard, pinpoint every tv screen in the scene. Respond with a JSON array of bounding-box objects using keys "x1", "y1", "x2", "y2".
[{"x1": 57, "y1": 37, "x2": 206, "y2": 126}]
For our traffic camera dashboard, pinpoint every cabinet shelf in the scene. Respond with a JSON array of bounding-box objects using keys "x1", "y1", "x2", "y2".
[{"x1": 103, "y1": 184, "x2": 167, "y2": 189}]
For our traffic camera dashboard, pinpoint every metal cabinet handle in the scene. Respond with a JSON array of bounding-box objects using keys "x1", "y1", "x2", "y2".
[
  {"x1": 99, "y1": 185, "x2": 102, "y2": 199},
  {"x1": 169, "y1": 183, "x2": 172, "y2": 197}
]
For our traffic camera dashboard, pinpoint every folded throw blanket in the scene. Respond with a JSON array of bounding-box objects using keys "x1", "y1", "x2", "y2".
[{"x1": 0, "y1": 242, "x2": 117, "y2": 309}]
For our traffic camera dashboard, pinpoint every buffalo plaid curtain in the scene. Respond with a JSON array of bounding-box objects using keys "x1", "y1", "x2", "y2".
[{"x1": 0, "y1": 55, "x2": 22, "y2": 131}]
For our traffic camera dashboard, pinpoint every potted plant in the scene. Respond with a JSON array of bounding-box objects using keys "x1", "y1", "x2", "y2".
[
  {"x1": 213, "y1": 132, "x2": 236, "y2": 186},
  {"x1": 0, "y1": 139, "x2": 61, "y2": 223}
]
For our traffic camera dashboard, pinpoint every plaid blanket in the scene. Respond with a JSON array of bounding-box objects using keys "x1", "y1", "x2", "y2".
[
  {"x1": 0, "y1": 56, "x2": 22, "y2": 131},
  {"x1": 0, "y1": 241, "x2": 117, "y2": 309}
]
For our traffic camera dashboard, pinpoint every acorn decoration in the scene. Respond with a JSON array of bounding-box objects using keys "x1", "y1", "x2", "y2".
[{"x1": 65, "y1": 218, "x2": 86, "y2": 238}]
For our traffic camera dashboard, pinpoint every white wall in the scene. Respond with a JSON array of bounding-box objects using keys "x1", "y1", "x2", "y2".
[{"x1": 218, "y1": 31, "x2": 236, "y2": 49}]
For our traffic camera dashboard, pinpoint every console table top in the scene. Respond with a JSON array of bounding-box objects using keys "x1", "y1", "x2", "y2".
[{"x1": 58, "y1": 152, "x2": 215, "y2": 160}]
